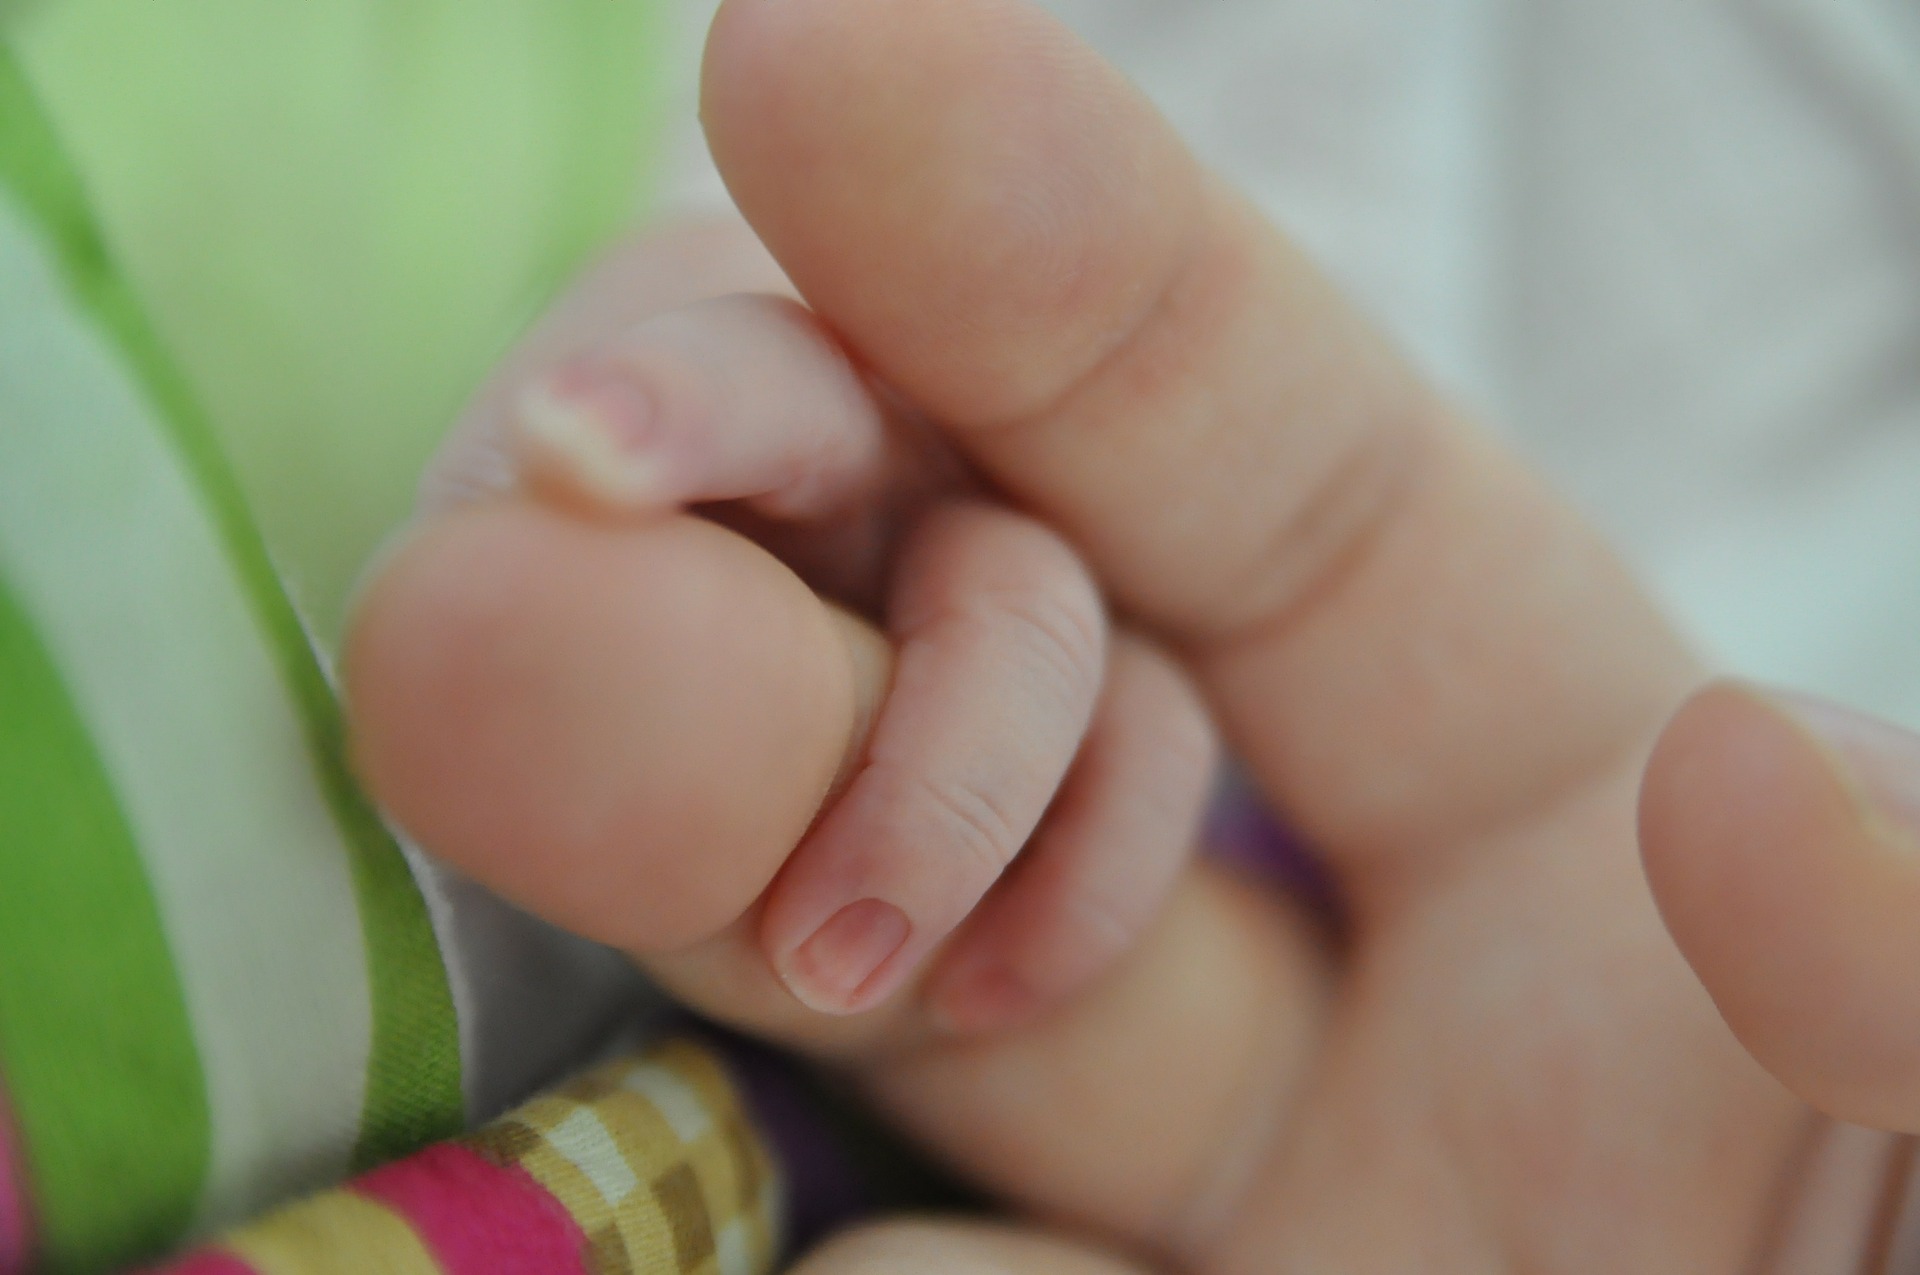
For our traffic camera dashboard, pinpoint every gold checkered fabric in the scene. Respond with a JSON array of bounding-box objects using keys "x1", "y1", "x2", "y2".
[{"x1": 466, "y1": 1041, "x2": 782, "y2": 1275}]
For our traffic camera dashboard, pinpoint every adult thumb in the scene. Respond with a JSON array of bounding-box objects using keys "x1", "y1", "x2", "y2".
[{"x1": 1642, "y1": 680, "x2": 1920, "y2": 1131}]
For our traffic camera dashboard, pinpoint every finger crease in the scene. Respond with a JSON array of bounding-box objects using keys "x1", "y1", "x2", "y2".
[
  {"x1": 1192, "y1": 400, "x2": 1439, "y2": 659},
  {"x1": 894, "y1": 766, "x2": 1023, "y2": 875}
]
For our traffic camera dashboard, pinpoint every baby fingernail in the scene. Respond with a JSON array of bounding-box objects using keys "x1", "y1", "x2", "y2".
[
  {"x1": 1772, "y1": 689, "x2": 1920, "y2": 834},
  {"x1": 778, "y1": 898, "x2": 912, "y2": 1015},
  {"x1": 515, "y1": 366, "x2": 673, "y2": 509}
]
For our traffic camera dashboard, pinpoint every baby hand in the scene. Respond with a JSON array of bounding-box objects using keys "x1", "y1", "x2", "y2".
[{"x1": 347, "y1": 230, "x2": 1217, "y2": 1037}]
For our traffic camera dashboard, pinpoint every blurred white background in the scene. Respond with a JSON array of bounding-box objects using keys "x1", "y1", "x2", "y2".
[{"x1": 664, "y1": 0, "x2": 1920, "y2": 729}]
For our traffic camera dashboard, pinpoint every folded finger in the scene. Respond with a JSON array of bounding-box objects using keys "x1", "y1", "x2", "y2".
[
  {"x1": 927, "y1": 635, "x2": 1217, "y2": 1036},
  {"x1": 760, "y1": 501, "x2": 1107, "y2": 1016}
]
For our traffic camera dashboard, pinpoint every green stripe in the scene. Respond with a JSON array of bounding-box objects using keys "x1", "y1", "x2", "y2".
[
  {"x1": 0, "y1": 578, "x2": 210, "y2": 1273},
  {"x1": 0, "y1": 48, "x2": 462, "y2": 1167}
]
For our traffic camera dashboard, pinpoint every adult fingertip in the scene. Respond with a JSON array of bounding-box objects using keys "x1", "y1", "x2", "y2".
[
  {"x1": 1641, "y1": 680, "x2": 1920, "y2": 1129},
  {"x1": 1767, "y1": 688, "x2": 1920, "y2": 838},
  {"x1": 703, "y1": 0, "x2": 1192, "y2": 428},
  {"x1": 343, "y1": 502, "x2": 859, "y2": 954}
]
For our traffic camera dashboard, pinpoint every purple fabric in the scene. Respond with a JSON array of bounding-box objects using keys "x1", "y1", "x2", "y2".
[
  {"x1": 1203, "y1": 767, "x2": 1341, "y2": 920},
  {"x1": 706, "y1": 1032, "x2": 871, "y2": 1255}
]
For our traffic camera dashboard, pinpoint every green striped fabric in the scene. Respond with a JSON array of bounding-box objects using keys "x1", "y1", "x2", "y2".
[
  {"x1": 0, "y1": 47, "x2": 465, "y2": 1273},
  {"x1": 0, "y1": 2, "x2": 670, "y2": 1265},
  {"x1": 11, "y1": 0, "x2": 672, "y2": 643},
  {"x1": 0, "y1": 575, "x2": 208, "y2": 1270}
]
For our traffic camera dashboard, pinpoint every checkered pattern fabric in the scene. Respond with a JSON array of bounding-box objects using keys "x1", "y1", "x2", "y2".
[
  {"x1": 143, "y1": 1040, "x2": 781, "y2": 1275},
  {"x1": 468, "y1": 1041, "x2": 779, "y2": 1275}
]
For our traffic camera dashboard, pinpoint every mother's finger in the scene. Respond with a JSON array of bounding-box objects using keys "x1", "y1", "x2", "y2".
[
  {"x1": 861, "y1": 867, "x2": 1326, "y2": 1254},
  {"x1": 703, "y1": 0, "x2": 1700, "y2": 889},
  {"x1": 1642, "y1": 681, "x2": 1920, "y2": 1132}
]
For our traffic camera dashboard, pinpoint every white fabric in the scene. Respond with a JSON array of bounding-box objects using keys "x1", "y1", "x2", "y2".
[
  {"x1": 659, "y1": 0, "x2": 1920, "y2": 728},
  {"x1": 406, "y1": 852, "x2": 657, "y2": 1122},
  {"x1": 0, "y1": 191, "x2": 372, "y2": 1230}
]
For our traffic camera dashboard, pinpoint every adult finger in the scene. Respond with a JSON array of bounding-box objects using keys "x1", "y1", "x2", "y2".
[
  {"x1": 702, "y1": 0, "x2": 1699, "y2": 890},
  {"x1": 1642, "y1": 681, "x2": 1920, "y2": 1132},
  {"x1": 860, "y1": 868, "x2": 1326, "y2": 1254}
]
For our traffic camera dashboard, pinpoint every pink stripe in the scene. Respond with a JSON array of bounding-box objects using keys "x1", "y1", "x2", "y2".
[
  {"x1": 137, "y1": 1250, "x2": 259, "y2": 1275},
  {"x1": 354, "y1": 1143, "x2": 590, "y2": 1275},
  {"x1": 0, "y1": 1085, "x2": 32, "y2": 1275}
]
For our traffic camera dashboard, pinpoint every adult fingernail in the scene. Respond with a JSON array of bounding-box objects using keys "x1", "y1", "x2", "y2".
[
  {"x1": 778, "y1": 898, "x2": 912, "y2": 1015},
  {"x1": 514, "y1": 365, "x2": 674, "y2": 510},
  {"x1": 1771, "y1": 689, "x2": 1920, "y2": 834},
  {"x1": 930, "y1": 961, "x2": 1040, "y2": 1037}
]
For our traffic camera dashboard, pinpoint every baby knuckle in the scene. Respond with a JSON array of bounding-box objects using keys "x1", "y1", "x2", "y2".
[
  {"x1": 898, "y1": 766, "x2": 1024, "y2": 875},
  {"x1": 994, "y1": 583, "x2": 1106, "y2": 705}
]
